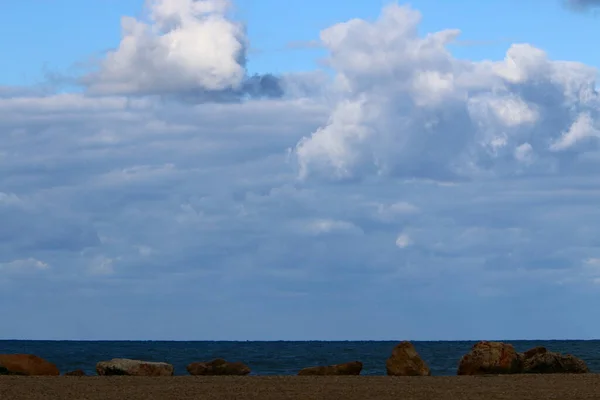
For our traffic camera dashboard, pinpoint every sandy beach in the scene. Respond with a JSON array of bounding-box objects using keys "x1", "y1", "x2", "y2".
[{"x1": 1, "y1": 374, "x2": 600, "y2": 400}]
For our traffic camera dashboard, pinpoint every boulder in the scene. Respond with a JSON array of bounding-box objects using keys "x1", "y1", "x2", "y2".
[
  {"x1": 186, "y1": 358, "x2": 250, "y2": 376},
  {"x1": 522, "y1": 347, "x2": 588, "y2": 374},
  {"x1": 523, "y1": 346, "x2": 547, "y2": 359},
  {"x1": 64, "y1": 369, "x2": 86, "y2": 376},
  {"x1": 457, "y1": 341, "x2": 522, "y2": 375},
  {"x1": 0, "y1": 354, "x2": 60, "y2": 376},
  {"x1": 386, "y1": 341, "x2": 431, "y2": 376},
  {"x1": 298, "y1": 361, "x2": 363, "y2": 376},
  {"x1": 96, "y1": 358, "x2": 174, "y2": 376}
]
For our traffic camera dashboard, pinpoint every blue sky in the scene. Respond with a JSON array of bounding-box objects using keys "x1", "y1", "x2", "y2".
[
  {"x1": 2, "y1": 0, "x2": 600, "y2": 83},
  {"x1": 1, "y1": 0, "x2": 600, "y2": 340}
]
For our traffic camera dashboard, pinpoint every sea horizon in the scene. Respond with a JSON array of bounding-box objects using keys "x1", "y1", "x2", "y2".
[{"x1": 2, "y1": 339, "x2": 600, "y2": 342}]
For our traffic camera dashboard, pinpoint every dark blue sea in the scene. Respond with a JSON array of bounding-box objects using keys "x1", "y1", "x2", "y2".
[{"x1": 1, "y1": 340, "x2": 599, "y2": 376}]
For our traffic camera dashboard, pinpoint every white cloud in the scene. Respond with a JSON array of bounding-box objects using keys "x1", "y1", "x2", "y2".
[
  {"x1": 88, "y1": 256, "x2": 117, "y2": 276},
  {"x1": 0, "y1": 192, "x2": 23, "y2": 206},
  {"x1": 514, "y1": 142, "x2": 534, "y2": 164},
  {"x1": 376, "y1": 201, "x2": 419, "y2": 221},
  {"x1": 299, "y1": 219, "x2": 363, "y2": 235},
  {"x1": 550, "y1": 112, "x2": 600, "y2": 151},
  {"x1": 0, "y1": 258, "x2": 49, "y2": 273},
  {"x1": 84, "y1": 0, "x2": 247, "y2": 95},
  {"x1": 395, "y1": 233, "x2": 413, "y2": 248},
  {"x1": 294, "y1": 4, "x2": 600, "y2": 182}
]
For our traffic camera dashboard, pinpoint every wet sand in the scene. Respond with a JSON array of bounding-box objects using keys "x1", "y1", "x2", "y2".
[{"x1": 1, "y1": 374, "x2": 600, "y2": 400}]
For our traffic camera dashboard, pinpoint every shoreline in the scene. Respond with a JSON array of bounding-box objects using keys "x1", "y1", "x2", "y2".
[{"x1": 2, "y1": 375, "x2": 600, "y2": 400}]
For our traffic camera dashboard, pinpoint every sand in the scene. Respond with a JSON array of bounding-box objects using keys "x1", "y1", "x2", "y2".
[{"x1": 1, "y1": 374, "x2": 600, "y2": 400}]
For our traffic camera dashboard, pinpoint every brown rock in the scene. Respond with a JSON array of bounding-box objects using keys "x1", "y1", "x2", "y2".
[
  {"x1": 457, "y1": 341, "x2": 522, "y2": 375},
  {"x1": 523, "y1": 346, "x2": 547, "y2": 359},
  {"x1": 186, "y1": 358, "x2": 250, "y2": 376},
  {"x1": 522, "y1": 349, "x2": 588, "y2": 374},
  {"x1": 0, "y1": 354, "x2": 59, "y2": 376},
  {"x1": 386, "y1": 341, "x2": 431, "y2": 376},
  {"x1": 298, "y1": 361, "x2": 363, "y2": 376},
  {"x1": 64, "y1": 369, "x2": 86, "y2": 376},
  {"x1": 96, "y1": 359, "x2": 174, "y2": 376}
]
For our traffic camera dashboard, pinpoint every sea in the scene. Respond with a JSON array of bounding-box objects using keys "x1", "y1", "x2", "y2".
[{"x1": 1, "y1": 340, "x2": 599, "y2": 376}]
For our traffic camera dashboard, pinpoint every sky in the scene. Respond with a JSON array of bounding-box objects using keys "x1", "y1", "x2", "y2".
[{"x1": 1, "y1": 0, "x2": 600, "y2": 341}]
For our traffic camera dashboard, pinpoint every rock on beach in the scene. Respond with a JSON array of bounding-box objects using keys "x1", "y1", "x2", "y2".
[
  {"x1": 521, "y1": 346, "x2": 588, "y2": 374},
  {"x1": 186, "y1": 359, "x2": 251, "y2": 376},
  {"x1": 0, "y1": 354, "x2": 60, "y2": 376},
  {"x1": 96, "y1": 359, "x2": 174, "y2": 376},
  {"x1": 298, "y1": 361, "x2": 363, "y2": 376},
  {"x1": 457, "y1": 342, "x2": 589, "y2": 375},
  {"x1": 386, "y1": 341, "x2": 431, "y2": 376}
]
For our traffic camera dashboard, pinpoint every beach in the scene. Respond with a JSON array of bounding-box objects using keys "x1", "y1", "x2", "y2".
[{"x1": 2, "y1": 374, "x2": 600, "y2": 400}]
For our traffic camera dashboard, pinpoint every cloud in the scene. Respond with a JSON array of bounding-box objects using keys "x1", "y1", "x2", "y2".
[
  {"x1": 564, "y1": 0, "x2": 600, "y2": 10},
  {"x1": 294, "y1": 4, "x2": 600, "y2": 182},
  {"x1": 3, "y1": 2, "x2": 600, "y2": 340},
  {"x1": 395, "y1": 233, "x2": 413, "y2": 248},
  {"x1": 0, "y1": 258, "x2": 49, "y2": 273},
  {"x1": 298, "y1": 218, "x2": 363, "y2": 235},
  {"x1": 85, "y1": 0, "x2": 244, "y2": 95},
  {"x1": 82, "y1": 0, "x2": 285, "y2": 101}
]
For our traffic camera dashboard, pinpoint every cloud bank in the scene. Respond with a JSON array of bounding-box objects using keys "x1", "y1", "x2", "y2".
[{"x1": 2, "y1": 2, "x2": 600, "y2": 340}]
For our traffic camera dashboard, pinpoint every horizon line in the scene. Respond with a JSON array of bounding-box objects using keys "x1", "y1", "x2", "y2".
[{"x1": 1, "y1": 338, "x2": 598, "y2": 342}]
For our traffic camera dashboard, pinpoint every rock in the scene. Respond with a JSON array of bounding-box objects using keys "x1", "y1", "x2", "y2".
[
  {"x1": 522, "y1": 348, "x2": 588, "y2": 374},
  {"x1": 298, "y1": 361, "x2": 363, "y2": 376},
  {"x1": 64, "y1": 369, "x2": 86, "y2": 376},
  {"x1": 523, "y1": 346, "x2": 547, "y2": 359},
  {"x1": 0, "y1": 354, "x2": 60, "y2": 376},
  {"x1": 457, "y1": 341, "x2": 522, "y2": 375},
  {"x1": 186, "y1": 358, "x2": 251, "y2": 376},
  {"x1": 386, "y1": 341, "x2": 431, "y2": 376},
  {"x1": 96, "y1": 359, "x2": 174, "y2": 376}
]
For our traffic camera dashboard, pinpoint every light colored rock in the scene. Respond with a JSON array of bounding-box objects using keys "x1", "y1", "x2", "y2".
[{"x1": 96, "y1": 358, "x2": 174, "y2": 376}]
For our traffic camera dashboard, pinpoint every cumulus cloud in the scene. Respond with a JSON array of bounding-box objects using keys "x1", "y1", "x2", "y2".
[
  {"x1": 294, "y1": 4, "x2": 600, "y2": 182},
  {"x1": 82, "y1": 0, "x2": 284, "y2": 101},
  {"x1": 87, "y1": 0, "x2": 244, "y2": 94}
]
